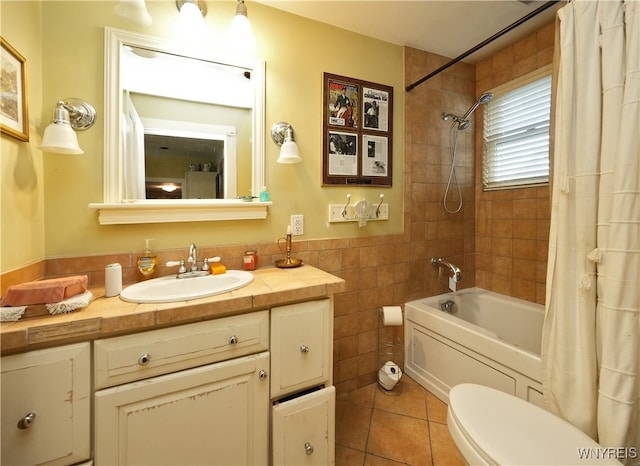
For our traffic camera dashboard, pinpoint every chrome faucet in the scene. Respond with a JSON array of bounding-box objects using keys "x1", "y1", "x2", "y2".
[
  {"x1": 431, "y1": 257, "x2": 462, "y2": 282},
  {"x1": 188, "y1": 243, "x2": 198, "y2": 272},
  {"x1": 166, "y1": 243, "x2": 211, "y2": 278}
]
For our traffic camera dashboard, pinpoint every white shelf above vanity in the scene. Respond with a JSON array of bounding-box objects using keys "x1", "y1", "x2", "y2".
[{"x1": 89, "y1": 199, "x2": 272, "y2": 225}]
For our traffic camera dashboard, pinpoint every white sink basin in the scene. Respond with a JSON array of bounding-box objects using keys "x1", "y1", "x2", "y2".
[{"x1": 119, "y1": 271, "x2": 254, "y2": 303}]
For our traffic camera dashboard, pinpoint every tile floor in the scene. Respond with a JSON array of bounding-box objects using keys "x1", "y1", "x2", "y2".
[{"x1": 335, "y1": 375, "x2": 465, "y2": 466}]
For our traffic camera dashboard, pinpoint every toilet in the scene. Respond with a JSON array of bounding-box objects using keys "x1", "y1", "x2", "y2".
[{"x1": 447, "y1": 384, "x2": 622, "y2": 465}]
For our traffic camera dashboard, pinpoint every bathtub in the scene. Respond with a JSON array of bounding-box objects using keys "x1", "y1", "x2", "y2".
[{"x1": 404, "y1": 288, "x2": 545, "y2": 407}]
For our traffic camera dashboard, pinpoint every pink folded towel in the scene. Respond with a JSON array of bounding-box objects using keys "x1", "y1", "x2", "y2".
[{"x1": 1, "y1": 275, "x2": 88, "y2": 307}]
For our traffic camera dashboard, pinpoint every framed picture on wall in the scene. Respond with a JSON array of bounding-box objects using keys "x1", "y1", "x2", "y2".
[
  {"x1": 322, "y1": 73, "x2": 393, "y2": 186},
  {"x1": 362, "y1": 134, "x2": 388, "y2": 177},
  {"x1": 0, "y1": 37, "x2": 29, "y2": 142},
  {"x1": 362, "y1": 86, "x2": 389, "y2": 132},
  {"x1": 327, "y1": 130, "x2": 358, "y2": 176},
  {"x1": 326, "y1": 76, "x2": 359, "y2": 129}
]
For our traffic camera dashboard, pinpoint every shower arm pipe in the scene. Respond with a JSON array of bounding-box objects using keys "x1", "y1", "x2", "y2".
[{"x1": 405, "y1": 0, "x2": 562, "y2": 93}]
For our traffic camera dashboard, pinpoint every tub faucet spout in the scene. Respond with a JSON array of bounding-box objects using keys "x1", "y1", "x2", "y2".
[{"x1": 431, "y1": 257, "x2": 462, "y2": 282}]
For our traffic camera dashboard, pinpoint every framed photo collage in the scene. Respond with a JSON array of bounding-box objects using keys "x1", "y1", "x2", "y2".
[{"x1": 322, "y1": 73, "x2": 393, "y2": 186}]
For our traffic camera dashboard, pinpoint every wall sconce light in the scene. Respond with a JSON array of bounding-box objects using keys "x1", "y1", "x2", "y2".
[
  {"x1": 176, "y1": 0, "x2": 207, "y2": 17},
  {"x1": 175, "y1": 0, "x2": 207, "y2": 42},
  {"x1": 271, "y1": 122, "x2": 301, "y2": 164},
  {"x1": 114, "y1": 0, "x2": 152, "y2": 27},
  {"x1": 38, "y1": 99, "x2": 96, "y2": 155}
]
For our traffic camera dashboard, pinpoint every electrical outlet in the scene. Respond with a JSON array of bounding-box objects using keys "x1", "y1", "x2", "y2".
[{"x1": 290, "y1": 214, "x2": 304, "y2": 235}]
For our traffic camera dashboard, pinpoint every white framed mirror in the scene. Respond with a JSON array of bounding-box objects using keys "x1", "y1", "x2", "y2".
[{"x1": 89, "y1": 27, "x2": 267, "y2": 224}]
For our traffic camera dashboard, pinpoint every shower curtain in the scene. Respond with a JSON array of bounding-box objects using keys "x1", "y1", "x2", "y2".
[
  {"x1": 542, "y1": 0, "x2": 639, "y2": 463},
  {"x1": 123, "y1": 90, "x2": 146, "y2": 200}
]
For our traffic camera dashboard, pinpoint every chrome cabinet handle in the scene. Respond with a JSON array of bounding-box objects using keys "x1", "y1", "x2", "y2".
[
  {"x1": 300, "y1": 344, "x2": 309, "y2": 354},
  {"x1": 138, "y1": 353, "x2": 151, "y2": 365},
  {"x1": 304, "y1": 442, "x2": 314, "y2": 455},
  {"x1": 17, "y1": 412, "x2": 36, "y2": 429},
  {"x1": 259, "y1": 370, "x2": 268, "y2": 381},
  {"x1": 229, "y1": 335, "x2": 239, "y2": 345}
]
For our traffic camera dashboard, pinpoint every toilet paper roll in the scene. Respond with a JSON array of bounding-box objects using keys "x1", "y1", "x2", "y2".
[
  {"x1": 105, "y1": 263, "x2": 122, "y2": 298},
  {"x1": 382, "y1": 306, "x2": 403, "y2": 326},
  {"x1": 379, "y1": 361, "x2": 402, "y2": 390}
]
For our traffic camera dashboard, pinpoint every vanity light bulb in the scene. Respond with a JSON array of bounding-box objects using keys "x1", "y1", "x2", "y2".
[
  {"x1": 114, "y1": 0, "x2": 152, "y2": 27},
  {"x1": 230, "y1": 12, "x2": 255, "y2": 50},
  {"x1": 176, "y1": 1, "x2": 205, "y2": 44}
]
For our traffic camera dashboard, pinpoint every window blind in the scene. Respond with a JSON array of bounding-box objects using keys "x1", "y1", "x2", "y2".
[{"x1": 482, "y1": 74, "x2": 552, "y2": 189}]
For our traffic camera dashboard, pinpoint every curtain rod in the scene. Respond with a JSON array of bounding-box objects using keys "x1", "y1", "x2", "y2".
[{"x1": 405, "y1": 0, "x2": 562, "y2": 92}]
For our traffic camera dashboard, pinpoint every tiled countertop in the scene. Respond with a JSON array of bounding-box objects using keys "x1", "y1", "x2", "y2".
[{"x1": 1, "y1": 265, "x2": 345, "y2": 355}]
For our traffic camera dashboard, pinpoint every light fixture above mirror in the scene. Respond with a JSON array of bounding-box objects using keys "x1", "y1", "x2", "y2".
[
  {"x1": 114, "y1": 0, "x2": 152, "y2": 27},
  {"x1": 176, "y1": 0, "x2": 207, "y2": 17},
  {"x1": 230, "y1": 0, "x2": 255, "y2": 49}
]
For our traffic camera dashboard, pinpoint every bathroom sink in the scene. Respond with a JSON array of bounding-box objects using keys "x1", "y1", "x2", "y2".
[{"x1": 119, "y1": 271, "x2": 254, "y2": 303}]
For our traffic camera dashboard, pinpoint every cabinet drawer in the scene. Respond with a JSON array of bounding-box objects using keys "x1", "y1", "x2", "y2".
[
  {"x1": 271, "y1": 299, "x2": 332, "y2": 398},
  {"x1": 95, "y1": 310, "x2": 269, "y2": 389},
  {"x1": 272, "y1": 386, "x2": 335, "y2": 466},
  {"x1": 1, "y1": 343, "x2": 91, "y2": 466}
]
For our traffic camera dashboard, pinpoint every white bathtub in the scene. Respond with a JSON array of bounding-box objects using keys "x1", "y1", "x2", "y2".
[{"x1": 404, "y1": 288, "x2": 545, "y2": 407}]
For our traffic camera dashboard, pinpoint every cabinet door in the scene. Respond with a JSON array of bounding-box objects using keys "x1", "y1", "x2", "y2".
[
  {"x1": 95, "y1": 352, "x2": 269, "y2": 466},
  {"x1": 1, "y1": 343, "x2": 91, "y2": 466},
  {"x1": 271, "y1": 299, "x2": 332, "y2": 398},
  {"x1": 272, "y1": 386, "x2": 335, "y2": 466}
]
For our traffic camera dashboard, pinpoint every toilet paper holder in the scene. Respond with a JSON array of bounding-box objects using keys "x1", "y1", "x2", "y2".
[{"x1": 378, "y1": 306, "x2": 404, "y2": 395}]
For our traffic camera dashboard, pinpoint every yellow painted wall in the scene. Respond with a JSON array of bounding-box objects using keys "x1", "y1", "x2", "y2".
[
  {"x1": 2, "y1": 0, "x2": 404, "y2": 267},
  {"x1": 1, "y1": 1, "x2": 45, "y2": 274}
]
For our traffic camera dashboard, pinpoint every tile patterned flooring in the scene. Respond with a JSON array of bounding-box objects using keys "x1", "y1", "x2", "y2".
[{"x1": 335, "y1": 375, "x2": 465, "y2": 466}]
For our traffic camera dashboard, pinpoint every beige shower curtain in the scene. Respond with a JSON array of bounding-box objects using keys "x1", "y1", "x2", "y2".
[{"x1": 542, "y1": 0, "x2": 639, "y2": 463}]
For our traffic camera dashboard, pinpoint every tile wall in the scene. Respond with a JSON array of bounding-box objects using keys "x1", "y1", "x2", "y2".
[
  {"x1": 1, "y1": 22, "x2": 554, "y2": 395},
  {"x1": 474, "y1": 22, "x2": 554, "y2": 304}
]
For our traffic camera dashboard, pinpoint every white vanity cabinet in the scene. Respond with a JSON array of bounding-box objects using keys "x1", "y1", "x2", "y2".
[
  {"x1": 1, "y1": 343, "x2": 91, "y2": 466},
  {"x1": 94, "y1": 311, "x2": 270, "y2": 465},
  {"x1": 270, "y1": 299, "x2": 335, "y2": 465}
]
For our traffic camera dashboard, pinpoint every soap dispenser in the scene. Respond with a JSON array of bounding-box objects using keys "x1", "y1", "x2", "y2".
[{"x1": 137, "y1": 239, "x2": 157, "y2": 280}]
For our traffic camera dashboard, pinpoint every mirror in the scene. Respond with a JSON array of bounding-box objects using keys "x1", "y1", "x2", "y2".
[{"x1": 90, "y1": 27, "x2": 266, "y2": 224}]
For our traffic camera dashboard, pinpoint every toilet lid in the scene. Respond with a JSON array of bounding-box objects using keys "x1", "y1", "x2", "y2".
[{"x1": 448, "y1": 384, "x2": 622, "y2": 465}]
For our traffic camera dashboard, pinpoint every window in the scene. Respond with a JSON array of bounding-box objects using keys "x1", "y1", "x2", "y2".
[{"x1": 482, "y1": 70, "x2": 552, "y2": 190}]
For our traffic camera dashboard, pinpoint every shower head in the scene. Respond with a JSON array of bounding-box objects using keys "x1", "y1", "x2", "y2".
[
  {"x1": 458, "y1": 119, "x2": 472, "y2": 131},
  {"x1": 442, "y1": 92, "x2": 493, "y2": 131},
  {"x1": 478, "y1": 92, "x2": 493, "y2": 104},
  {"x1": 461, "y1": 92, "x2": 493, "y2": 121},
  {"x1": 442, "y1": 112, "x2": 472, "y2": 130}
]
